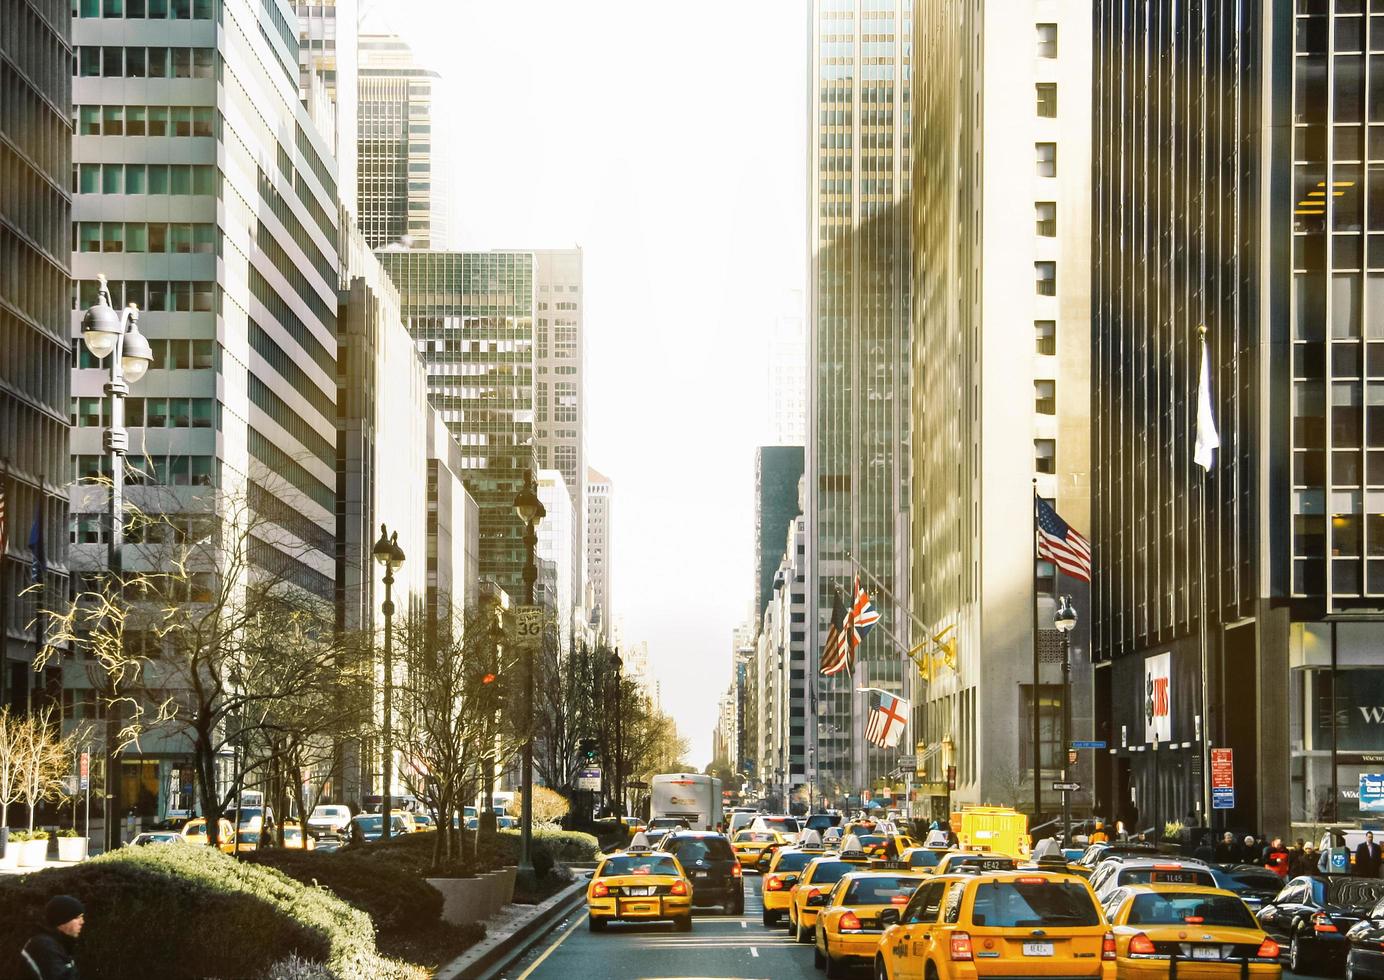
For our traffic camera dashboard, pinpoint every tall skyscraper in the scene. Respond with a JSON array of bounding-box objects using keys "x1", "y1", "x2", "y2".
[
  {"x1": 357, "y1": 34, "x2": 448, "y2": 249},
  {"x1": 585, "y1": 466, "x2": 612, "y2": 635},
  {"x1": 70, "y1": 0, "x2": 343, "y2": 816},
  {"x1": 909, "y1": 1, "x2": 1092, "y2": 818},
  {"x1": 533, "y1": 250, "x2": 585, "y2": 518},
  {"x1": 758, "y1": 516, "x2": 809, "y2": 808},
  {"x1": 807, "y1": 0, "x2": 913, "y2": 802},
  {"x1": 768, "y1": 294, "x2": 807, "y2": 446},
  {"x1": 536, "y1": 467, "x2": 578, "y2": 643},
  {"x1": 296, "y1": 0, "x2": 359, "y2": 226},
  {"x1": 1, "y1": 0, "x2": 72, "y2": 711},
  {"x1": 755, "y1": 446, "x2": 804, "y2": 621},
  {"x1": 377, "y1": 250, "x2": 536, "y2": 599}
]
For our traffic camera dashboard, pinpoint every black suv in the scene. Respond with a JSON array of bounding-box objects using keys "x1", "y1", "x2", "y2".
[{"x1": 661, "y1": 831, "x2": 744, "y2": 914}]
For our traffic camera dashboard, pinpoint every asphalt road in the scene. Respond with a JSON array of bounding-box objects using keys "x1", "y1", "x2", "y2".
[
  {"x1": 500, "y1": 873, "x2": 821, "y2": 979},
  {"x1": 499, "y1": 873, "x2": 1321, "y2": 980}
]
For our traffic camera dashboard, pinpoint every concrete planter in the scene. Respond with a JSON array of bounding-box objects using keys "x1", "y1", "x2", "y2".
[
  {"x1": 56, "y1": 837, "x2": 87, "y2": 862},
  {"x1": 493, "y1": 866, "x2": 517, "y2": 907},
  {"x1": 427, "y1": 876, "x2": 492, "y2": 926},
  {"x1": 0, "y1": 840, "x2": 16, "y2": 870},
  {"x1": 18, "y1": 839, "x2": 49, "y2": 867}
]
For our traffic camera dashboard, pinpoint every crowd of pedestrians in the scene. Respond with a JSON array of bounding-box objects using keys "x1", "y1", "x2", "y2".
[{"x1": 1186, "y1": 828, "x2": 1383, "y2": 878}]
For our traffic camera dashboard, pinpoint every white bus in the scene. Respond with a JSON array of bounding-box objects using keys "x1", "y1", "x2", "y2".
[{"x1": 650, "y1": 773, "x2": 723, "y2": 832}]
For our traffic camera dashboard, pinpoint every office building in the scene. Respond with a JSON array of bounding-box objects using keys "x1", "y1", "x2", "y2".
[
  {"x1": 807, "y1": 0, "x2": 913, "y2": 801},
  {"x1": 758, "y1": 516, "x2": 809, "y2": 810},
  {"x1": 909, "y1": 2, "x2": 1092, "y2": 818},
  {"x1": 296, "y1": 0, "x2": 358, "y2": 226},
  {"x1": 755, "y1": 446, "x2": 804, "y2": 623},
  {"x1": 586, "y1": 466, "x2": 612, "y2": 635},
  {"x1": 69, "y1": 0, "x2": 342, "y2": 821},
  {"x1": 536, "y1": 468, "x2": 578, "y2": 641},
  {"x1": 1, "y1": 0, "x2": 71, "y2": 712},
  {"x1": 376, "y1": 250, "x2": 537, "y2": 600},
  {"x1": 358, "y1": 34, "x2": 447, "y2": 249},
  {"x1": 768, "y1": 295, "x2": 807, "y2": 445},
  {"x1": 426, "y1": 413, "x2": 479, "y2": 618},
  {"x1": 533, "y1": 250, "x2": 585, "y2": 517}
]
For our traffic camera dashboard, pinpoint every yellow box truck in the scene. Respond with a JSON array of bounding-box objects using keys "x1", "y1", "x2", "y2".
[{"x1": 950, "y1": 805, "x2": 1030, "y2": 858}]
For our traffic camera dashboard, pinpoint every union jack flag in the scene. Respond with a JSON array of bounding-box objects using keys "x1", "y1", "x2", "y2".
[
  {"x1": 849, "y1": 575, "x2": 879, "y2": 646},
  {"x1": 864, "y1": 689, "x2": 910, "y2": 748}
]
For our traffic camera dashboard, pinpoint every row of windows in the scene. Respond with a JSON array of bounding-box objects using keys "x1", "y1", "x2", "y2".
[
  {"x1": 253, "y1": 216, "x2": 335, "y2": 331},
  {"x1": 72, "y1": 279, "x2": 217, "y2": 317},
  {"x1": 248, "y1": 268, "x2": 334, "y2": 376},
  {"x1": 256, "y1": 168, "x2": 335, "y2": 288},
  {"x1": 75, "y1": 46, "x2": 215, "y2": 79},
  {"x1": 75, "y1": 221, "x2": 217, "y2": 254},
  {"x1": 71, "y1": 395, "x2": 216, "y2": 429},
  {"x1": 247, "y1": 374, "x2": 333, "y2": 467},
  {"x1": 75, "y1": 0, "x2": 214, "y2": 19},
  {"x1": 247, "y1": 427, "x2": 332, "y2": 511},
  {"x1": 0, "y1": 142, "x2": 68, "y2": 262},
  {"x1": 76, "y1": 337, "x2": 215, "y2": 371},
  {"x1": 75, "y1": 105, "x2": 217, "y2": 138},
  {"x1": 74, "y1": 452, "x2": 216, "y2": 485},
  {"x1": 1, "y1": 61, "x2": 71, "y2": 186},
  {"x1": 75, "y1": 162, "x2": 216, "y2": 196},
  {"x1": 249, "y1": 320, "x2": 332, "y2": 420}
]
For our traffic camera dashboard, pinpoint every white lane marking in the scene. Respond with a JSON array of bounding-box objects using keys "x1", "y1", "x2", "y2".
[
  {"x1": 514, "y1": 913, "x2": 583, "y2": 980},
  {"x1": 741, "y1": 921, "x2": 747, "y2": 929},
  {"x1": 750, "y1": 947, "x2": 760, "y2": 957}
]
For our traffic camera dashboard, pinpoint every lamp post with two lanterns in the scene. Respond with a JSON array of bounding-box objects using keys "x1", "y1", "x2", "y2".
[
  {"x1": 81, "y1": 275, "x2": 154, "y2": 853},
  {"x1": 371, "y1": 525, "x2": 405, "y2": 839}
]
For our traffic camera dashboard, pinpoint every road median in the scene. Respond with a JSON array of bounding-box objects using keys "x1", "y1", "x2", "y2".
[{"x1": 438, "y1": 877, "x2": 587, "y2": 980}]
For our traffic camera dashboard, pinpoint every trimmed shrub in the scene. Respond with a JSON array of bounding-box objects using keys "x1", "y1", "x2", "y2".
[
  {"x1": 0, "y1": 843, "x2": 415, "y2": 980},
  {"x1": 526, "y1": 829, "x2": 600, "y2": 862},
  {"x1": 245, "y1": 849, "x2": 444, "y2": 934}
]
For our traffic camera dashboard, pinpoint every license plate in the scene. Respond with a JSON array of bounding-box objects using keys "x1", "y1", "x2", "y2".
[
  {"x1": 1192, "y1": 947, "x2": 1221, "y2": 961},
  {"x1": 694, "y1": 871, "x2": 709, "y2": 878},
  {"x1": 1023, "y1": 942, "x2": 1055, "y2": 957},
  {"x1": 625, "y1": 886, "x2": 654, "y2": 896},
  {"x1": 624, "y1": 902, "x2": 655, "y2": 913}
]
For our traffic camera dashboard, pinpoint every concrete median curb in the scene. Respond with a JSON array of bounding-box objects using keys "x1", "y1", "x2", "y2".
[{"x1": 437, "y1": 878, "x2": 587, "y2": 980}]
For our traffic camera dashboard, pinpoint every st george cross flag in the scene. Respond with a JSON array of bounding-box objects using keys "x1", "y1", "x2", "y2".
[
  {"x1": 820, "y1": 585, "x2": 852, "y2": 676},
  {"x1": 864, "y1": 688, "x2": 910, "y2": 749},
  {"x1": 1194, "y1": 328, "x2": 1220, "y2": 470},
  {"x1": 1035, "y1": 496, "x2": 1092, "y2": 583}
]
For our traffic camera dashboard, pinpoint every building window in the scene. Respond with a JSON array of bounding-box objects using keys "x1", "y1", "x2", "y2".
[
  {"x1": 1020, "y1": 684, "x2": 1063, "y2": 771},
  {"x1": 1036, "y1": 83, "x2": 1057, "y2": 118},
  {"x1": 1035, "y1": 320, "x2": 1056, "y2": 355},
  {"x1": 1036, "y1": 23, "x2": 1057, "y2": 58},
  {"x1": 1036, "y1": 201, "x2": 1056, "y2": 237},
  {"x1": 1035, "y1": 261, "x2": 1057, "y2": 296},
  {"x1": 1035, "y1": 439, "x2": 1056, "y2": 474},
  {"x1": 1036, "y1": 142, "x2": 1057, "y2": 177},
  {"x1": 1035, "y1": 380, "x2": 1056, "y2": 415}
]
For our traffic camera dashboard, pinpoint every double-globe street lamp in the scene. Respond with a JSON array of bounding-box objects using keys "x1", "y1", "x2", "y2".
[
  {"x1": 82, "y1": 276, "x2": 153, "y2": 852},
  {"x1": 371, "y1": 525, "x2": 405, "y2": 839},
  {"x1": 1054, "y1": 594, "x2": 1078, "y2": 846},
  {"x1": 512, "y1": 471, "x2": 544, "y2": 877}
]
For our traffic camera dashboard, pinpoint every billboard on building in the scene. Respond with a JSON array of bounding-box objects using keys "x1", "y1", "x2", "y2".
[{"x1": 1144, "y1": 652, "x2": 1172, "y2": 744}]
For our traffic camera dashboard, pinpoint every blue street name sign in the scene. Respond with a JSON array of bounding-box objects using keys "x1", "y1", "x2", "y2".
[
  {"x1": 1071, "y1": 741, "x2": 1107, "y2": 750},
  {"x1": 1212, "y1": 787, "x2": 1235, "y2": 809}
]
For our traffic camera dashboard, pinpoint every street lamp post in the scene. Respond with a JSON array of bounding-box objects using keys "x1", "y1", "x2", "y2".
[
  {"x1": 609, "y1": 650, "x2": 623, "y2": 819},
  {"x1": 512, "y1": 471, "x2": 544, "y2": 877},
  {"x1": 371, "y1": 525, "x2": 405, "y2": 840},
  {"x1": 1054, "y1": 594, "x2": 1077, "y2": 846},
  {"x1": 81, "y1": 275, "x2": 152, "y2": 853}
]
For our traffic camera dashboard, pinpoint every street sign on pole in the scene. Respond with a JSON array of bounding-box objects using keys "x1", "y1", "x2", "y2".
[
  {"x1": 1211, "y1": 748, "x2": 1235, "y2": 809},
  {"x1": 898, "y1": 756, "x2": 917, "y2": 773},
  {"x1": 577, "y1": 768, "x2": 602, "y2": 792},
  {"x1": 1052, "y1": 781, "x2": 1081, "y2": 792},
  {"x1": 78, "y1": 752, "x2": 89, "y2": 791},
  {"x1": 516, "y1": 606, "x2": 544, "y2": 646}
]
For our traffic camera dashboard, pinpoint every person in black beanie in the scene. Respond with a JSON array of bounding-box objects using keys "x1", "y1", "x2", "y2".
[{"x1": 19, "y1": 895, "x2": 84, "y2": 980}]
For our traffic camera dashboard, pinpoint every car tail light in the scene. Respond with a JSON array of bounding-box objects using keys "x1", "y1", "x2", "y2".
[
  {"x1": 1257, "y1": 938, "x2": 1280, "y2": 959},
  {"x1": 1016, "y1": 876, "x2": 1048, "y2": 884},
  {"x1": 1129, "y1": 933, "x2": 1156, "y2": 955},
  {"x1": 670, "y1": 880, "x2": 689, "y2": 896},
  {"x1": 950, "y1": 931, "x2": 974, "y2": 961},
  {"x1": 840, "y1": 912, "x2": 862, "y2": 931},
  {"x1": 1314, "y1": 913, "x2": 1339, "y2": 933},
  {"x1": 765, "y1": 875, "x2": 784, "y2": 891},
  {"x1": 732, "y1": 863, "x2": 742, "y2": 877},
  {"x1": 891, "y1": 894, "x2": 910, "y2": 905},
  {"x1": 807, "y1": 888, "x2": 821, "y2": 900},
  {"x1": 591, "y1": 881, "x2": 609, "y2": 897},
  {"x1": 1184, "y1": 916, "x2": 1205, "y2": 924},
  {"x1": 1103, "y1": 933, "x2": 1117, "y2": 961}
]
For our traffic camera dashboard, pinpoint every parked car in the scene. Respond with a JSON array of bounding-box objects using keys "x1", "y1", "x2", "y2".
[
  {"x1": 1346, "y1": 896, "x2": 1384, "y2": 980},
  {"x1": 348, "y1": 812, "x2": 412, "y2": 844},
  {"x1": 131, "y1": 831, "x2": 185, "y2": 846},
  {"x1": 1211, "y1": 863, "x2": 1288, "y2": 913},
  {"x1": 1258, "y1": 875, "x2": 1384, "y2": 975},
  {"x1": 180, "y1": 817, "x2": 235, "y2": 846}
]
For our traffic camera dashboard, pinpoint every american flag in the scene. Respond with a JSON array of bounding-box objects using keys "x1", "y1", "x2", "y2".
[
  {"x1": 864, "y1": 689, "x2": 910, "y2": 749},
  {"x1": 820, "y1": 586, "x2": 851, "y2": 676},
  {"x1": 1035, "y1": 496, "x2": 1092, "y2": 583}
]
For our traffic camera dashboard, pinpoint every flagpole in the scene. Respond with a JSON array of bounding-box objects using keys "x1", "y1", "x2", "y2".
[
  {"x1": 1196, "y1": 324, "x2": 1214, "y2": 832},
  {"x1": 845, "y1": 551, "x2": 932, "y2": 637},
  {"x1": 1032, "y1": 480, "x2": 1042, "y2": 827}
]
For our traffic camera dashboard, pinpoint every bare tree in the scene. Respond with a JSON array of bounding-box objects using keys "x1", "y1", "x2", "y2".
[{"x1": 0, "y1": 711, "x2": 20, "y2": 830}]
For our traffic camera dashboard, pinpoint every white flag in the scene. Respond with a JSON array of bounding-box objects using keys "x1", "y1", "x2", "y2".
[{"x1": 1194, "y1": 331, "x2": 1220, "y2": 470}]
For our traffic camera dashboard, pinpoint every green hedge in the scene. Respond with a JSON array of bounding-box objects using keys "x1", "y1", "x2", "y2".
[
  {"x1": 0, "y1": 845, "x2": 418, "y2": 980},
  {"x1": 362, "y1": 827, "x2": 598, "y2": 876},
  {"x1": 244, "y1": 849, "x2": 444, "y2": 934}
]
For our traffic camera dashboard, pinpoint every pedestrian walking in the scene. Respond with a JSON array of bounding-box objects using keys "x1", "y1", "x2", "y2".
[
  {"x1": 1355, "y1": 831, "x2": 1382, "y2": 877},
  {"x1": 1215, "y1": 831, "x2": 1242, "y2": 864},
  {"x1": 1264, "y1": 837, "x2": 1292, "y2": 877},
  {"x1": 20, "y1": 895, "x2": 84, "y2": 980},
  {"x1": 1295, "y1": 841, "x2": 1318, "y2": 877},
  {"x1": 1242, "y1": 835, "x2": 1258, "y2": 864},
  {"x1": 1090, "y1": 820, "x2": 1109, "y2": 844}
]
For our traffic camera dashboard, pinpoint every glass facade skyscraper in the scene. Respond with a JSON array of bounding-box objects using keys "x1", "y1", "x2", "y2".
[
  {"x1": 377, "y1": 250, "x2": 536, "y2": 599},
  {"x1": 808, "y1": 0, "x2": 912, "y2": 801}
]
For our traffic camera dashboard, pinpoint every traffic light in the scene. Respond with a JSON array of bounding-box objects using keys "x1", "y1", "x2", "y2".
[{"x1": 579, "y1": 737, "x2": 599, "y2": 764}]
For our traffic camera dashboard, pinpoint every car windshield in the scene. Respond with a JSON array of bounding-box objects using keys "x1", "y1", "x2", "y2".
[
  {"x1": 857, "y1": 835, "x2": 885, "y2": 847},
  {"x1": 1119, "y1": 868, "x2": 1216, "y2": 888},
  {"x1": 844, "y1": 876, "x2": 923, "y2": 905},
  {"x1": 1218, "y1": 871, "x2": 1284, "y2": 895},
  {"x1": 736, "y1": 832, "x2": 777, "y2": 843},
  {"x1": 774, "y1": 852, "x2": 816, "y2": 872},
  {"x1": 806, "y1": 814, "x2": 841, "y2": 830},
  {"x1": 1326, "y1": 878, "x2": 1384, "y2": 909},
  {"x1": 760, "y1": 818, "x2": 797, "y2": 834},
  {"x1": 971, "y1": 881, "x2": 1101, "y2": 928},
  {"x1": 670, "y1": 838, "x2": 734, "y2": 863},
  {"x1": 908, "y1": 850, "x2": 943, "y2": 868},
  {"x1": 1126, "y1": 893, "x2": 1257, "y2": 928},
  {"x1": 356, "y1": 816, "x2": 381, "y2": 830},
  {"x1": 601, "y1": 855, "x2": 680, "y2": 876},
  {"x1": 234, "y1": 807, "x2": 262, "y2": 826},
  {"x1": 806, "y1": 860, "x2": 855, "y2": 885}
]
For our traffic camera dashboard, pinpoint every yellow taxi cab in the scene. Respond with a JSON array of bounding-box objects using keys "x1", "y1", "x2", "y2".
[
  {"x1": 900, "y1": 845, "x2": 958, "y2": 875},
  {"x1": 933, "y1": 851, "x2": 1018, "y2": 876},
  {"x1": 814, "y1": 869, "x2": 929, "y2": 977},
  {"x1": 1103, "y1": 884, "x2": 1281, "y2": 980},
  {"x1": 789, "y1": 836, "x2": 877, "y2": 943},
  {"x1": 180, "y1": 817, "x2": 234, "y2": 846},
  {"x1": 281, "y1": 821, "x2": 316, "y2": 850},
  {"x1": 875, "y1": 870, "x2": 1117, "y2": 980},
  {"x1": 762, "y1": 835, "x2": 835, "y2": 927},
  {"x1": 586, "y1": 834, "x2": 693, "y2": 932},
  {"x1": 733, "y1": 829, "x2": 788, "y2": 870},
  {"x1": 1019, "y1": 838, "x2": 1091, "y2": 879}
]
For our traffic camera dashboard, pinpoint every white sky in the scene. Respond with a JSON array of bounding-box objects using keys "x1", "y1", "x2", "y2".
[{"x1": 380, "y1": 0, "x2": 808, "y2": 767}]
